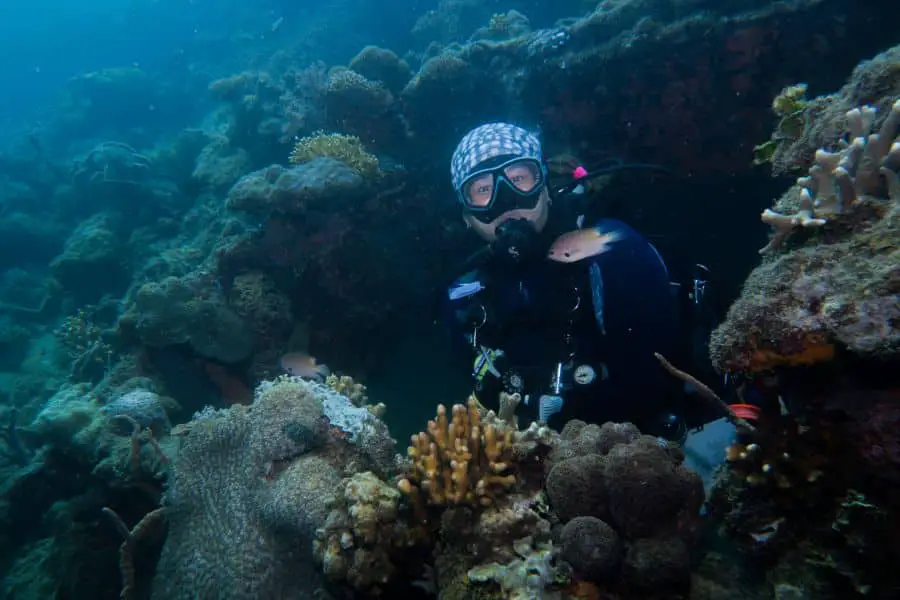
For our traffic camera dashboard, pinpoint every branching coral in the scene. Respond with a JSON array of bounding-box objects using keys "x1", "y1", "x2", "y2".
[
  {"x1": 289, "y1": 131, "x2": 380, "y2": 180},
  {"x1": 325, "y1": 374, "x2": 386, "y2": 418},
  {"x1": 398, "y1": 398, "x2": 517, "y2": 516},
  {"x1": 760, "y1": 99, "x2": 900, "y2": 253}
]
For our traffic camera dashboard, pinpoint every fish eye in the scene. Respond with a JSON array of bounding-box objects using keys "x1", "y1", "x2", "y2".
[{"x1": 564, "y1": 252, "x2": 571, "y2": 257}]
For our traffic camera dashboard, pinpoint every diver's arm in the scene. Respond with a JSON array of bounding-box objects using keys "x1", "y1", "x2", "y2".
[{"x1": 442, "y1": 271, "x2": 513, "y2": 412}]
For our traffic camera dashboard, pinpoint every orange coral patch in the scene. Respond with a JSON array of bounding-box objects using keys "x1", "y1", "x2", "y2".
[{"x1": 744, "y1": 339, "x2": 835, "y2": 373}]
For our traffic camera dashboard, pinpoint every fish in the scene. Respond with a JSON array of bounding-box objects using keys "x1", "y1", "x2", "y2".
[
  {"x1": 547, "y1": 226, "x2": 622, "y2": 263},
  {"x1": 279, "y1": 352, "x2": 330, "y2": 380}
]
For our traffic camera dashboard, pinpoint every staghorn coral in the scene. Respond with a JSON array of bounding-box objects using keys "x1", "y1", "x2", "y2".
[
  {"x1": 289, "y1": 131, "x2": 380, "y2": 180},
  {"x1": 769, "y1": 44, "x2": 900, "y2": 177},
  {"x1": 397, "y1": 398, "x2": 517, "y2": 514},
  {"x1": 54, "y1": 308, "x2": 105, "y2": 361},
  {"x1": 396, "y1": 401, "x2": 559, "y2": 599}
]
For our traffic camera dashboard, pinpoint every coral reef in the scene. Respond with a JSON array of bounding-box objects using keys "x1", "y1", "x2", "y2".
[
  {"x1": 50, "y1": 212, "x2": 129, "y2": 302},
  {"x1": 753, "y1": 83, "x2": 811, "y2": 167},
  {"x1": 226, "y1": 157, "x2": 368, "y2": 215},
  {"x1": 758, "y1": 99, "x2": 899, "y2": 254},
  {"x1": 708, "y1": 382, "x2": 900, "y2": 596},
  {"x1": 118, "y1": 274, "x2": 254, "y2": 363},
  {"x1": 711, "y1": 45, "x2": 900, "y2": 373},
  {"x1": 347, "y1": 46, "x2": 412, "y2": 95},
  {"x1": 325, "y1": 373, "x2": 386, "y2": 418},
  {"x1": 3, "y1": 2, "x2": 900, "y2": 598}
]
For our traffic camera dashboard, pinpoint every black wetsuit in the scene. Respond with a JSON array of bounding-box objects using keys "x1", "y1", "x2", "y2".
[{"x1": 443, "y1": 211, "x2": 710, "y2": 437}]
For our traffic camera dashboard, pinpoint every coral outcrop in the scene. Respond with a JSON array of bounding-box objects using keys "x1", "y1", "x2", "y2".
[
  {"x1": 118, "y1": 274, "x2": 254, "y2": 363},
  {"x1": 51, "y1": 212, "x2": 129, "y2": 302},
  {"x1": 225, "y1": 158, "x2": 368, "y2": 215},
  {"x1": 313, "y1": 471, "x2": 425, "y2": 596},
  {"x1": 347, "y1": 46, "x2": 412, "y2": 95},
  {"x1": 151, "y1": 376, "x2": 397, "y2": 599},
  {"x1": 288, "y1": 131, "x2": 380, "y2": 180},
  {"x1": 711, "y1": 47, "x2": 900, "y2": 373},
  {"x1": 544, "y1": 421, "x2": 702, "y2": 591}
]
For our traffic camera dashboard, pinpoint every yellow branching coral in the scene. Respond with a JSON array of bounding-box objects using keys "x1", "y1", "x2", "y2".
[
  {"x1": 325, "y1": 374, "x2": 386, "y2": 418},
  {"x1": 398, "y1": 398, "x2": 517, "y2": 515},
  {"x1": 288, "y1": 131, "x2": 380, "y2": 180}
]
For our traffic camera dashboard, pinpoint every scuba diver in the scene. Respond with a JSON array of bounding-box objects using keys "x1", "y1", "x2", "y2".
[{"x1": 442, "y1": 122, "x2": 723, "y2": 440}]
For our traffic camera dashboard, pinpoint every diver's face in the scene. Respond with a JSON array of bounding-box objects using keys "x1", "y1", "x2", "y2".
[{"x1": 464, "y1": 188, "x2": 550, "y2": 242}]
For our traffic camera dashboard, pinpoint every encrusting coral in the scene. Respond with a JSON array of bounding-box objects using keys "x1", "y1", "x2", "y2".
[
  {"x1": 313, "y1": 471, "x2": 426, "y2": 596},
  {"x1": 398, "y1": 397, "x2": 517, "y2": 515}
]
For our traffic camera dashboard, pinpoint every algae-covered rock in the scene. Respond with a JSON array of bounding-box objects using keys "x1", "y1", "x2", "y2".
[{"x1": 225, "y1": 158, "x2": 368, "y2": 215}]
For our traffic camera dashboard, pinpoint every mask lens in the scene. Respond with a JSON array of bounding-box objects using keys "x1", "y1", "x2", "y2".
[
  {"x1": 462, "y1": 172, "x2": 495, "y2": 208},
  {"x1": 502, "y1": 159, "x2": 542, "y2": 193}
]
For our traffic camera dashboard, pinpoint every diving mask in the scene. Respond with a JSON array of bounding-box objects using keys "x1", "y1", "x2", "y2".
[{"x1": 457, "y1": 156, "x2": 548, "y2": 224}]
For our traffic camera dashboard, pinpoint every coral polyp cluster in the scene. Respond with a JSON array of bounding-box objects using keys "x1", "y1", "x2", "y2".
[
  {"x1": 288, "y1": 131, "x2": 380, "y2": 179},
  {"x1": 313, "y1": 471, "x2": 426, "y2": 596},
  {"x1": 398, "y1": 398, "x2": 516, "y2": 513}
]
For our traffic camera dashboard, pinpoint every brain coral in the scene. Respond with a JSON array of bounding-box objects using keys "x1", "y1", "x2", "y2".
[{"x1": 151, "y1": 376, "x2": 393, "y2": 599}]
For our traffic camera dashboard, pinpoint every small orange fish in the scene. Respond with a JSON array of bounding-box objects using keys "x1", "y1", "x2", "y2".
[
  {"x1": 547, "y1": 227, "x2": 622, "y2": 263},
  {"x1": 280, "y1": 352, "x2": 330, "y2": 380}
]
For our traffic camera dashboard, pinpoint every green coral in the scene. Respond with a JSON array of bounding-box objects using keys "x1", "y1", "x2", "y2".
[{"x1": 288, "y1": 131, "x2": 380, "y2": 180}]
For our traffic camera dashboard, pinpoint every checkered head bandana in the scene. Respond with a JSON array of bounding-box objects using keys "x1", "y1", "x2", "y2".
[{"x1": 450, "y1": 123, "x2": 543, "y2": 191}]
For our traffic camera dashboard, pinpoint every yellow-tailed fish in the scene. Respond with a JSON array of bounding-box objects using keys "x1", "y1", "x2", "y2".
[{"x1": 547, "y1": 227, "x2": 622, "y2": 263}]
